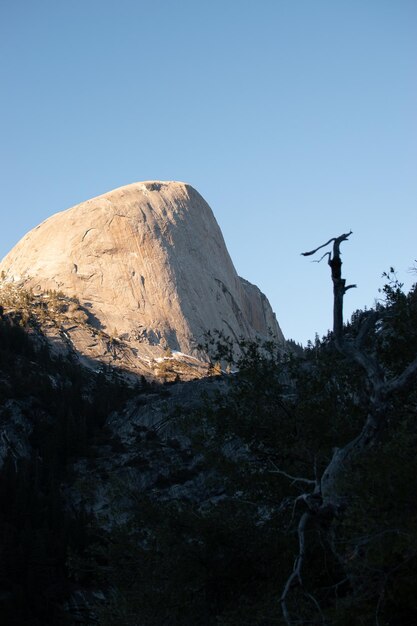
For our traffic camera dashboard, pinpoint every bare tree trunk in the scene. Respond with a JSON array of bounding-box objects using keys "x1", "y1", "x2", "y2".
[
  {"x1": 279, "y1": 233, "x2": 417, "y2": 625},
  {"x1": 302, "y1": 232, "x2": 417, "y2": 498}
]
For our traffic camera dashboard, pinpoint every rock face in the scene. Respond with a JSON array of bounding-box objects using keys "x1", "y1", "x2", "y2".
[{"x1": 0, "y1": 181, "x2": 284, "y2": 368}]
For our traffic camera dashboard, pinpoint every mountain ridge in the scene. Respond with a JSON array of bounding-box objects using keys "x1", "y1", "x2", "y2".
[{"x1": 0, "y1": 181, "x2": 284, "y2": 379}]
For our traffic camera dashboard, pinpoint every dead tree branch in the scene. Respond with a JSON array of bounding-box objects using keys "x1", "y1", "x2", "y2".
[
  {"x1": 278, "y1": 233, "x2": 417, "y2": 625},
  {"x1": 280, "y1": 511, "x2": 311, "y2": 625},
  {"x1": 268, "y1": 461, "x2": 316, "y2": 486}
]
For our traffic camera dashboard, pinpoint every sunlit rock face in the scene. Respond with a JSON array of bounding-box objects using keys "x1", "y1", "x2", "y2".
[{"x1": 0, "y1": 181, "x2": 284, "y2": 365}]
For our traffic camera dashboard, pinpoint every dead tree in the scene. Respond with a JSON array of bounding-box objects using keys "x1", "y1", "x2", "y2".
[{"x1": 278, "y1": 232, "x2": 417, "y2": 625}]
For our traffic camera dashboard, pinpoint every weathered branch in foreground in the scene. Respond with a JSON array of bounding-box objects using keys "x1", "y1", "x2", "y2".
[
  {"x1": 301, "y1": 231, "x2": 352, "y2": 259},
  {"x1": 280, "y1": 511, "x2": 311, "y2": 625},
  {"x1": 279, "y1": 233, "x2": 417, "y2": 626},
  {"x1": 268, "y1": 461, "x2": 316, "y2": 486},
  {"x1": 384, "y1": 353, "x2": 417, "y2": 396},
  {"x1": 303, "y1": 231, "x2": 355, "y2": 341},
  {"x1": 303, "y1": 231, "x2": 417, "y2": 480}
]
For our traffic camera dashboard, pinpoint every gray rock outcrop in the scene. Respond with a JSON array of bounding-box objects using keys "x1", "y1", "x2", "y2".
[{"x1": 0, "y1": 181, "x2": 284, "y2": 371}]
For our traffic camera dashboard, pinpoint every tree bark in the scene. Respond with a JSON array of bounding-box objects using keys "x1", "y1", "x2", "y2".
[{"x1": 279, "y1": 233, "x2": 417, "y2": 625}]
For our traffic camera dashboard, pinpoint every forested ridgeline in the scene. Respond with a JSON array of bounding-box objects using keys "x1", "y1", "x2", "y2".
[
  {"x1": 1, "y1": 264, "x2": 417, "y2": 625},
  {"x1": 0, "y1": 305, "x2": 141, "y2": 625}
]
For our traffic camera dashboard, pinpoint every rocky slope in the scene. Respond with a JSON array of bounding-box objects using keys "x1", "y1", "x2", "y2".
[{"x1": 0, "y1": 181, "x2": 284, "y2": 378}]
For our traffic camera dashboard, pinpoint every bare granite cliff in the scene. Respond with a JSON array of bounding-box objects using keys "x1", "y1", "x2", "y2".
[{"x1": 0, "y1": 181, "x2": 284, "y2": 375}]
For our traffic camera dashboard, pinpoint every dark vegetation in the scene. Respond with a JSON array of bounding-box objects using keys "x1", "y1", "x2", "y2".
[
  {"x1": 0, "y1": 307, "x2": 139, "y2": 625},
  {"x1": 1, "y1": 254, "x2": 417, "y2": 625}
]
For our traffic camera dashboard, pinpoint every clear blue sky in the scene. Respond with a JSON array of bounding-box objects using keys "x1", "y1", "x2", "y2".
[{"x1": 1, "y1": 0, "x2": 416, "y2": 344}]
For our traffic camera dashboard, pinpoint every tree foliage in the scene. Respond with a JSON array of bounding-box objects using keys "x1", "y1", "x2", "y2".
[
  {"x1": 82, "y1": 273, "x2": 417, "y2": 625},
  {"x1": 0, "y1": 309, "x2": 138, "y2": 625},
  {"x1": 1, "y1": 259, "x2": 417, "y2": 625}
]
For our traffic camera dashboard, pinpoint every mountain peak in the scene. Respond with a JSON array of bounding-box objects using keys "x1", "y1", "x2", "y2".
[{"x1": 0, "y1": 182, "x2": 284, "y2": 378}]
